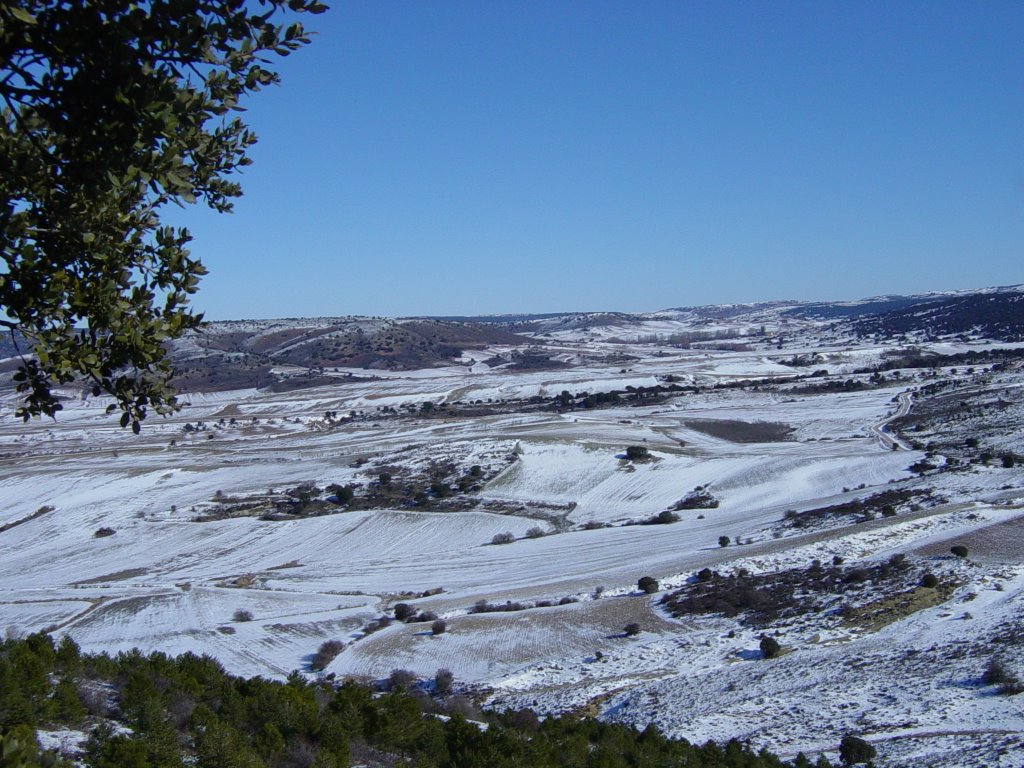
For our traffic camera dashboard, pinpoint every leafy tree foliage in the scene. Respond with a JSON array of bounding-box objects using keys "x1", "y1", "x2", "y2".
[{"x1": 0, "y1": 0, "x2": 325, "y2": 429}]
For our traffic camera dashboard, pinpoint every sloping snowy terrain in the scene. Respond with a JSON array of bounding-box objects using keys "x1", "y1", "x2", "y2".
[{"x1": 2, "y1": 295, "x2": 1023, "y2": 766}]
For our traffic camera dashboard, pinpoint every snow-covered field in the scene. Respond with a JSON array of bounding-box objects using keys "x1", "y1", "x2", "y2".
[{"x1": 2, "y1": 316, "x2": 1023, "y2": 766}]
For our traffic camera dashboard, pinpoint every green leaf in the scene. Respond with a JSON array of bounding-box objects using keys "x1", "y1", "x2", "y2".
[{"x1": 9, "y1": 7, "x2": 37, "y2": 24}]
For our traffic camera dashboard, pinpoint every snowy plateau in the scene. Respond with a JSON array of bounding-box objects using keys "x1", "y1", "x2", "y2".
[{"x1": 3, "y1": 286, "x2": 1024, "y2": 766}]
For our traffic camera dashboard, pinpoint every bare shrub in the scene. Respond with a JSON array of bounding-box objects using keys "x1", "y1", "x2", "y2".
[
  {"x1": 435, "y1": 668, "x2": 454, "y2": 696},
  {"x1": 310, "y1": 639, "x2": 345, "y2": 671},
  {"x1": 431, "y1": 619, "x2": 447, "y2": 635},
  {"x1": 232, "y1": 608, "x2": 253, "y2": 622},
  {"x1": 387, "y1": 669, "x2": 417, "y2": 691},
  {"x1": 624, "y1": 623, "x2": 640, "y2": 637},
  {"x1": 491, "y1": 531, "x2": 515, "y2": 545},
  {"x1": 525, "y1": 526, "x2": 545, "y2": 539}
]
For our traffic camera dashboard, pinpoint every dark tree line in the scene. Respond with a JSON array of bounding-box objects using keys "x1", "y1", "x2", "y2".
[{"x1": 0, "y1": 633, "x2": 844, "y2": 768}]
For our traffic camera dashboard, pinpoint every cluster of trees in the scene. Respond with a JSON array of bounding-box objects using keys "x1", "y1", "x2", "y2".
[
  {"x1": 661, "y1": 555, "x2": 914, "y2": 628},
  {"x1": 0, "y1": 634, "x2": 844, "y2": 768}
]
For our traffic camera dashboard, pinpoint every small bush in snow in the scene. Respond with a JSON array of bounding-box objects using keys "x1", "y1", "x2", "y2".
[
  {"x1": 759, "y1": 635, "x2": 781, "y2": 659},
  {"x1": 718, "y1": 535, "x2": 730, "y2": 547},
  {"x1": 624, "y1": 623, "x2": 641, "y2": 637},
  {"x1": 638, "y1": 576, "x2": 659, "y2": 594},
  {"x1": 394, "y1": 603, "x2": 415, "y2": 621},
  {"x1": 232, "y1": 609, "x2": 253, "y2": 622},
  {"x1": 310, "y1": 640, "x2": 344, "y2": 671},
  {"x1": 920, "y1": 573, "x2": 939, "y2": 588},
  {"x1": 625, "y1": 445, "x2": 649, "y2": 461},
  {"x1": 93, "y1": 527, "x2": 116, "y2": 538},
  {"x1": 647, "y1": 510, "x2": 680, "y2": 525},
  {"x1": 950, "y1": 545, "x2": 968, "y2": 558},
  {"x1": 525, "y1": 526, "x2": 545, "y2": 539},
  {"x1": 431, "y1": 619, "x2": 447, "y2": 635},
  {"x1": 491, "y1": 532, "x2": 515, "y2": 545}
]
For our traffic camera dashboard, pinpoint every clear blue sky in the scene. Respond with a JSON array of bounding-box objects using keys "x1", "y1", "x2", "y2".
[{"x1": 181, "y1": 0, "x2": 1024, "y2": 319}]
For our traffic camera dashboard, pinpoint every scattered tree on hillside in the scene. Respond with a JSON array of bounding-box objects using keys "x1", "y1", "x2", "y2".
[
  {"x1": 838, "y1": 734, "x2": 876, "y2": 766},
  {"x1": 434, "y1": 668, "x2": 454, "y2": 696},
  {"x1": 759, "y1": 635, "x2": 781, "y2": 659},
  {"x1": 638, "y1": 576, "x2": 659, "y2": 594},
  {"x1": 310, "y1": 639, "x2": 344, "y2": 671}
]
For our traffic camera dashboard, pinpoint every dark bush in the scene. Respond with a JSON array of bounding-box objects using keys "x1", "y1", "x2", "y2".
[
  {"x1": 638, "y1": 576, "x2": 659, "y2": 594},
  {"x1": 648, "y1": 510, "x2": 680, "y2": 525},
  {"x1": 624, "y1": 623, "x2": 641, "y2": 637},
  {"x1": 310, "y1": 640, "x2": 344, "y2": 671},
  {"x1": 491, "y1": 531, "x2": 515, "y2": 545},
  {"x1": 93, "y1": 527, "x2": 116, "y2": 538},
  {"x1": 387, "y1": 669, "x2": 417, "y2": 691},
  {"x1": 625, "y1": 445, "x2": 649, "y2": 461},
  {"x1": 232, "y1": 609, "x2": 253, "y2": 622},
  {"x1": 696, "y1": 567, "x2": 715, "y2": 582},
  {"x1": 920, "y1": 573, "x2": 939, "y2": 588},
  {"x1": 525, "y1": 526, "x2": 545, "y2": 539},
  {"x1": 394, "y1": 603, "x2": 415, "y2": 621},
  {"x1": 843, "y1": 568, "x2": 870, "y2": 583},
  {"x1": 471, "y1": 600, "x2": 527, "y2": 614},
  {"x1": 331, "y1": 484, "x2": 355, "y2": 504},
  {"x1": 434, "y1": 668, "x2": 454, "y2": 696},
  {"x1": 431, "y1": 619, "x2": 447, "y2": 636},
  {"x1": 718, "y1": 535, "x2": 730, "y2": 548},
  {"x1": 759, "y1": 635, "x2": 781, "y2": 659},
  {"x1": 838, "y1": 734, "x2": 876, "y2": 765},
  {"x1": 1001, "y1": 453, "x2": 1016, "y2": 468},
  {"x1": 982, "y1": 657, "x2": 1011, "y2": 686},
  {"x1": 950, "y1": 545, "x2": 969, "y2": 558}
]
